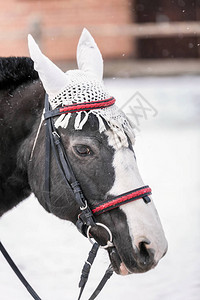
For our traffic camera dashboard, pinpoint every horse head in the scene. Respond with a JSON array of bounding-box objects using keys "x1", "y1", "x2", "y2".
[{"x1": 28, "y1": 29, "x2": 167, "y2": 275}]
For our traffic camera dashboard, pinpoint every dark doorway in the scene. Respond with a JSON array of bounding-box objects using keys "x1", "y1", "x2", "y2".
[{"x1": 133, "y1": 0, "x2": 200, "y2": 58}]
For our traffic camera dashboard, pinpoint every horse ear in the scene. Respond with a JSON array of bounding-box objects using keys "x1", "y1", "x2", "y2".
[
  {"x1": 28, "y1": 34, "x2": 68, "y2": 97},
  {"x1": 77, "y1": 28, "x2": 103, "y2": 80}
]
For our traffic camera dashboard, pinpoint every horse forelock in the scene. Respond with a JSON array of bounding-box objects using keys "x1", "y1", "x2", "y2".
[{"x1": 55, "y1": 107, "x2": 135, "y2": 152}]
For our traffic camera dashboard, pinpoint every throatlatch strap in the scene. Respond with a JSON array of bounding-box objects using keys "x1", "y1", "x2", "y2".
[
  {"x1": 91, "y1": 186, "x2": 152, "y2": 215},
  {"x1": 44, "y1": 94, "x2": 52, "y2": 212}
]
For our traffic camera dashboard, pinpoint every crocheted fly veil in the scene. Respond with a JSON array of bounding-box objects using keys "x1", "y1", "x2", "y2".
[{"x1": 28, "y1": 29, "x2": 135, "y2": 148}]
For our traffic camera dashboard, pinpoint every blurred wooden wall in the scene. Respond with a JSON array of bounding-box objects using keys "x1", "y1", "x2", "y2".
[{"x1": 0, "y1": 0, "x2": 200, "y2": 75}]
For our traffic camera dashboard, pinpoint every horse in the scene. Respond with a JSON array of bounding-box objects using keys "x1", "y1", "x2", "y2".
[{"x1": 0, "y1": 29, "x2": 167, "y2": 281}]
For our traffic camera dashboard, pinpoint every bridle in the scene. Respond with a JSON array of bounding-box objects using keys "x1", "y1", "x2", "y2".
[
  {"x1": 43, "y1": 93, "x2": 151, "y2": 229},
  {"x1": 0, "y1": 93, "x2": 152, "y2": 300}
]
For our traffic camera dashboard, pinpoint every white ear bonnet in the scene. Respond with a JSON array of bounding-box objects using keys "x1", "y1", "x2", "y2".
[{"x1": 28, "y1": 29, "x2": 135, "y2": 148}]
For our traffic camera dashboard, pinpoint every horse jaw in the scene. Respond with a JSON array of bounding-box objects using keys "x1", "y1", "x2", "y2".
[{"x1": 105, "y1": 131, "x2": 168, "y2": 273}]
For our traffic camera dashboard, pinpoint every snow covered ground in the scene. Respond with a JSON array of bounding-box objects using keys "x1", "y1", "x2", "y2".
[{"x1": 0, "y1": 76, "x2": 200, "y2": 300}]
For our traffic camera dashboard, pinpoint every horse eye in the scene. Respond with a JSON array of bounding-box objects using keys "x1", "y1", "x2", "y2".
[{"x1": 74, "y1": 145, "x2": 92, "y2": 156}]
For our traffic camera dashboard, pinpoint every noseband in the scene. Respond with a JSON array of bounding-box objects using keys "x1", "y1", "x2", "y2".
[{"x1": 0, "y1": 93, "x2": 152, "y2": 300}]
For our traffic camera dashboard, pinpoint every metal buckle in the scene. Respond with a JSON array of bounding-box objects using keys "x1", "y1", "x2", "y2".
[
  {"x1": 52, "y1": 131, "x2": 60, "y2": 139},
  {"x1": 87, "y1": 223, "x2": 114, "y2": 249},
  {"x1": 80, "y1": 201, "x2": 88, "y2": 211}
]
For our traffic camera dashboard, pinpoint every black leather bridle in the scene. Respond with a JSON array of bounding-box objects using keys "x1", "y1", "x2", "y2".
[
  {"x1": 43, "y1": 94, "x2": 151, "y2": 233},
  {"x1": 0, "y1": 93, "x2": 152, "y2": 300}
]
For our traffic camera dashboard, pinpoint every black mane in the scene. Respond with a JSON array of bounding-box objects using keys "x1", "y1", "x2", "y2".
[{"x1": 0, "y1": 57, "x2": 39, "y2": 90}]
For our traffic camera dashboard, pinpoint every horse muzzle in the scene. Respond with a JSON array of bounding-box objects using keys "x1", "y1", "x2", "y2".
[
  {"x1": 87, "y1": 221, "x2": 164, "y2": 276},
  {"x1": 107, "y1": 241, "x2": 158, "y2": 275},
  {"x1": 108, "y1": 229, "x2": 167, "y2": 275}
]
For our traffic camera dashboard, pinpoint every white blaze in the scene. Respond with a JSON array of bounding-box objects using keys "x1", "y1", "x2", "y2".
[{"x1": 106, "y1": 131, "x2": 167, "y2": 263}]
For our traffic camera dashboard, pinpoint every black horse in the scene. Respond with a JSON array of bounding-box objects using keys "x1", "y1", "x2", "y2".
[
  {"x1": 0, "y1": 29, "x2": 167, "y2": 277},
  {"x1": 0, "y1": 56, "x2": 43, "y2": 214}
]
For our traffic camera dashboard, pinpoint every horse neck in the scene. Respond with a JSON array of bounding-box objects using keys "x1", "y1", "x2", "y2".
[
  {"x1": 16, "y1": 80, "x2": 45, "y2": 165},
  {"x1": 0, "y1": 79, "x2": 44, "y2": 144},
  {"x1": 0, "y1": 79, "x2": 44, "y2": 164},
  {"x1": 17, "y1": 80, "x2": 45, "y2": 139},
  {"x1": 0, "y1": 80, "x2": 45, "y2": 215}
]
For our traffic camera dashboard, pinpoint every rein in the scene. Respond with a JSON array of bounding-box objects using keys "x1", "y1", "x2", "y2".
[{"x1": 0, "y1": 93, "x2": 152, "y2": 300}]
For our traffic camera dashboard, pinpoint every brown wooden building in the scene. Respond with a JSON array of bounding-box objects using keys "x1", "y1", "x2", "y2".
[
  {"x1": 0, "y1": 0, "x2": 200, "y2": 75},
  {"x1": 0, "y1": 0, "x2": 134, "y2": 60}
]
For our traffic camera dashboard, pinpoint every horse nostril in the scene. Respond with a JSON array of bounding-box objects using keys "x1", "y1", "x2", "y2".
[
  {"x1": 139, "y1": 241, "x2": 150, "y2": 259},
  {"x1": 138, "y1": 240, "x2": 155, "y2": 267}
]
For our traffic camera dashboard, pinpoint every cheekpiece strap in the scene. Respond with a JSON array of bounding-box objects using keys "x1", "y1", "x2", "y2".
[
  {"x1": 44, "y1": 97, "x2": 115, "y2": 119},
  {"x1": 91, "y1": 186, "x2": 152, "y2": 216}
]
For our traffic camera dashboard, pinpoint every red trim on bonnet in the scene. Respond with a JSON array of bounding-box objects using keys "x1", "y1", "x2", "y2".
[{"x1": 59, "y1": 97, "x2": 116, "y2": 114}]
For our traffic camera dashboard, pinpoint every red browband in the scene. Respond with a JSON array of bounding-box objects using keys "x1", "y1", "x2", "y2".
[
  {"x1": 91, "y1": 186, "x2": 152, "y2": 216},
  {"x1": 44, "y1": 97, "x2": 116, "y2": 119},
  {"x1": 60, "y1": 97, "x2": 116, "y2": 114}
]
